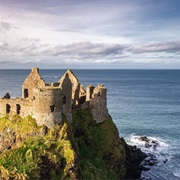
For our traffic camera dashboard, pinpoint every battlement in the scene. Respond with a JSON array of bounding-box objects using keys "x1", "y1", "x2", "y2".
[{"x1": 0, "y1": 68, "x2": 109, "y2": 127}]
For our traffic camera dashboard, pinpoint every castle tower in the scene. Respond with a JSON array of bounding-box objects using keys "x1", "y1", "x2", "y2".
[
  {"x1": 89, "y1": 84, "x2": 109, "y2": 123},
  {"x1": 22, "y1": 67, "x2": 45, "y2": 99},
  {"x1": 32, "y1": 87, "x2": 63, "y2": 128}
]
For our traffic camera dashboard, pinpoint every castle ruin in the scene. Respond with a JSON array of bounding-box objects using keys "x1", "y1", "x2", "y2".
[{"x1": 0, "y1": 68, "x2": 109, "y2": 127}]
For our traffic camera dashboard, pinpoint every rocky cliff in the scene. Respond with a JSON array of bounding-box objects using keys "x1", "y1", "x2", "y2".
[{"x1": 0, "y1": 109, "x2": 146, "y2": 179}]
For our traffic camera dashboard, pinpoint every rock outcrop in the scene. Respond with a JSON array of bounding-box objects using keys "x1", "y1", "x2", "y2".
[{"x1": 0, "y1": 110, "x2": 146, "y2": 179}]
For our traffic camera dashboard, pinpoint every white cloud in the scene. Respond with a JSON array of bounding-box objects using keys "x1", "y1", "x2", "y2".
[
  {"x1": 0, "y1": 21, "x2": 17, "y2": 32},
  {"x1": 1, "y1": 39, "x2": 180, "y2": 67},
  {"x1": 0, "y1": 0, "x2": 180, "y2": 68},
  {"x1": 128, "y1": 41, "x2": 180, "y2": 54}
]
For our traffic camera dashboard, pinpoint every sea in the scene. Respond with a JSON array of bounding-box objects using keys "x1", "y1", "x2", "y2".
[{"x1": 0, "y1": 69, "x2": 179, "y2": 180}]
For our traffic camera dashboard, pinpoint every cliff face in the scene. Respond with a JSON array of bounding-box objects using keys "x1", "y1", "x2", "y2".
[{"x1": 0, "y1": 110, "x2": 146, "y2": 179}]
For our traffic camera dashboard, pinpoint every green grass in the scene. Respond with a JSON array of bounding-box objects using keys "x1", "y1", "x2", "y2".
[
  {"x1": 0, "y1": 115, "x2": 41, "y2": 135},
  {"x1": 0, "y1": 117, "x2": 77, "y2": 180},
  {"x1": 0, "y1": 109, "x2": 127, "y2": 179},
  {"x1": 72, "y1": 109, "x2": 126, "y2": 179}
]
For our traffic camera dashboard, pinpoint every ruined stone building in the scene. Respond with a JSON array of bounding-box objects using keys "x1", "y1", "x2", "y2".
[{"x1": 0, "y1": 68, "x2": 109, "y2": 127}]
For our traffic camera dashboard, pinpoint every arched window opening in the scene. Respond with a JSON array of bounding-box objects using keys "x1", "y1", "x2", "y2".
[
  {"x1": 24, "y1": 89, "x2": 28, "y2": 98},
  {"x1": 62, "y1": 96, "x2": 66, "y2": 105},
  {"x1": 50, "y1": 105, "x2": 55, "y2": 112},
  {"x1": 98, "y1": 92, "x2": 101, "y2": 97},
  {"x1": 6, "y1": 104, "x2": 11, "y2": 114},
  {"x1": 16, "y1": 104, "x2": 21, "y2": 114}
]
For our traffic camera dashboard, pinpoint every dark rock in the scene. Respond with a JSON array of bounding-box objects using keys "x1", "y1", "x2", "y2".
[
  {"x1": 120, "y1": 138, "x2": 147, "y2": 179},
  {"x1": 139, "y1": 136, "x2": 150, "y2": 143},
  {"x1": 142, "y1": 153, "x2": 158, "y2": 167},
  {"x1": 3, "y1": 92, "x2": 10, "y2": 99},
  {"x1": 145, "y1": 143, "x2": 152, "y2": 148},
  {"x1": 138, "y1": 136, "x2": 159, "y2": 150},
  {"x1": 163, "y1": 158, "x2": 168, "y2": 163}
]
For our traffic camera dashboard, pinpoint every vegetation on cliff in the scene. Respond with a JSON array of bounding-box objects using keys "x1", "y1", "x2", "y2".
[{"x1": 0, "y1": 110, "x2": 145, "y2": 179}]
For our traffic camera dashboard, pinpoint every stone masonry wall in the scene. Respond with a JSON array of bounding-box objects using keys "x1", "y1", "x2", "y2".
[
  {"x1": 0, "y1": 67, "x2": 109, "y2": 127},
  {"x1": 59, "y1": 70, "x2": 80, "y2": 108},
  {"x1": 22, "y1": 67, "x2": 45, "y2": 99},
  {"x1": 60, "y1": 73, "x2": 72, "y2": 122},
  {"x1": 88, "y1": 84, "x2": 109, "y2": 123},
  {"x1": 32, "y1": 88, "x2": 63, "y2": 128},
  {"x1": 0, "y1": 98, "x2": 33, "y2": 118}
]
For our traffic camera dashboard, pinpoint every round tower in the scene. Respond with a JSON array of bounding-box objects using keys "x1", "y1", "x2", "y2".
[{"x1": 32, "y1": 88, "x2": 63, "y2": 128}]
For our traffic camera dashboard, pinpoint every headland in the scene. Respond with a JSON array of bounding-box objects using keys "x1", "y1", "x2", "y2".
[{"x1": 0, "y1": 68, "x2": 147, "y2": 179}]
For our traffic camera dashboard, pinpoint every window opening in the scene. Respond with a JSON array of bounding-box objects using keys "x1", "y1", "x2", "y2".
[
  {"x1": 16, "y1": 104, "x2": 21, "y2": 114},
  {"x1": 50, "y1": 105, "x2": 55, "y2": 112},
  {"x1": 24, "y1": 89, "x2": 29, "y2": 98},
  {"x1": 6, "y1": 104, "x2": 11, "y2": 113},
  {"x1": 62, "y1": 96, "x2": 66, "y2": 104}
]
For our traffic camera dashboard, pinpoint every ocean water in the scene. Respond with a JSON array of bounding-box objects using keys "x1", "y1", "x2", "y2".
[{"x1": 0, "y1": 69, "x2": 180, "y2": 179}]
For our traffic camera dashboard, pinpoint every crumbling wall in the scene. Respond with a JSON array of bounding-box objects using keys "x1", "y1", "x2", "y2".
[
  {"x1": 22, "y1": 67, "x2": 45, "y2": 99},
  {"x1": 79, "y1": 85, "x2": 86, "y2": 105},
  {"x1": 0, "y1": 68, "x2": 109, "y2": 126},
  {"x1": 0, "y1": 98, "x2": 33, "y2": 118},
  {"x1": 86, "y1": 85, "x2": 95, "y2": 101},
  {"x1": 59, "y1": 73, "x2": 72, "y2": 122},
  {"x1": 87, "y1": 84, "x2": 109, "y2": 122},
  {"x1": 59, "y1": 70, "x2": 81, "y2": 108}
]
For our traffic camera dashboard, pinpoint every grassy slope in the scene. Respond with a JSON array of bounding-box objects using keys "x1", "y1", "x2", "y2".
[
  {"x1": 0, "y1": 109, "x2": 127, "y2": 179},
  {"x1": 72, "y1": 109, "x2": 126, "y2": 179},
  {"x1": 0, "y1": 116, "x2": 77, "y2": 179}
]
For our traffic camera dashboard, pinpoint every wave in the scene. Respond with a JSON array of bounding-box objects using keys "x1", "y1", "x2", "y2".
[
  {"x1": 125, "y1": 134, "x2": 180, "y2": 179},
  {"x1": 127, "y1": 134, "x2": 169, "y2": 152},
  {"x1": 127, "y1": 134, "x2": 170, "y2": 164},
  {"x1": 126, "y1": 134, "x2": 175, "y2": 179}
]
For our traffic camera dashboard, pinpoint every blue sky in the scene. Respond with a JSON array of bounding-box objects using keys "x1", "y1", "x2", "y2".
[{"x1": 0, "y1": 0, "x2": 180, "y2": 69}]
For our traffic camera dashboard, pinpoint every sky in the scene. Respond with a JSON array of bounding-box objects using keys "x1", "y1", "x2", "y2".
[{"x1": 0, "y1": 0, "x2": 180, "y2": 69}]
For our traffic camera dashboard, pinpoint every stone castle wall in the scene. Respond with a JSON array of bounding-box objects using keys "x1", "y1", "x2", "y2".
[
  {"x1": 0, "y1": 67, "x2": 109, "y2": 127},
  {"x1": 60, "y1": 73, "x2": 73, "y2": 123},
  {"x1": 32, "y1": 88, "x2": 63, "y2": 127},
  {"x1": 87, "y1": 84, "x2": 109, "y2": 122},
  {"x1": 22, "y1": 68, "x2": 45, "y2": 99},
  {"x1": 0, "y1": 98, "x2": 33, "y2": 118}
]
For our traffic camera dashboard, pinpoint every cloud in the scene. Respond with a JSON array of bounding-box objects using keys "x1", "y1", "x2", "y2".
[
  {"x1": 128, "y1": 41, "x2": 180, "y2": 54},
  {"x1": 51, "y1": 42, "x2": 127, "y2": 57},
  {"x1": 1, "y1": 39, "x2": 180, "y2": 67},
  {"x1": 0, "y1": 39, "x2": 127, "y2": 57},
  {"x1": 0, "y1": 21, "x2": 18, "y2": 32},
  {"x1": 0, "y1": 0, "x2": 180, "y2": 68},
  {"x1": 0, "y1": 41, "x2": 9, "y2": 49}
]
